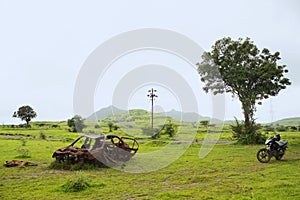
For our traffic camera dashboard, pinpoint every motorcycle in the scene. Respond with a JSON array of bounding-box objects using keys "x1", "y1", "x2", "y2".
[{"x1": 256, "y1": 134, "x2": 288, "y2": 163}]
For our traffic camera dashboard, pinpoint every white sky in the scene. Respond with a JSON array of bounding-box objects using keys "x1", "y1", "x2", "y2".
[{"x1": 0, "y1": 0, "x2": 299, "y2": 124}]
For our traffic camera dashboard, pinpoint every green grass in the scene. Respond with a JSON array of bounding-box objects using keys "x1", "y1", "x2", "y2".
[
  {"x1": 0, "y1": 125, "x2": 299, "y2": 199},
  {"x1": 61, "y1": 172, "x2": 92, "y2": 192},
  {"x1": 0, "y1": 121, "x2": 78, "y2": 140}
]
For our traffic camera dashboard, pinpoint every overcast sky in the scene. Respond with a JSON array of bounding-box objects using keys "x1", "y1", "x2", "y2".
[{"x1": 0, "y1": 0, "x2": 299, "y2": 124}]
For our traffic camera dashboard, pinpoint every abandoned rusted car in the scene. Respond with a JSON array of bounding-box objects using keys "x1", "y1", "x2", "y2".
[{"x1": 52, "y1": 134, "x2": 139, "y2": 167}]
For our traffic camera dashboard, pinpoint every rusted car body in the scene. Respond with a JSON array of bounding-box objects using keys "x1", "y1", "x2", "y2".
[{"x1": 52, "y1": 134, "x2": 139, "y2": 167}]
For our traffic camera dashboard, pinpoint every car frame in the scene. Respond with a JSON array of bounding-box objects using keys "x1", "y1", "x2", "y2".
[{"x1": 52, "y1": 134, "x2": 139, "y2": 167}]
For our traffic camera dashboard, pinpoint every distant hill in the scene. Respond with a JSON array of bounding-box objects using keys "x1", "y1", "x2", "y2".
[
  {"x1": 87, "y1": 106, "x2": 300, "y2": 126},
  {"x1": 269, "y1": 117, "x2": 300, "y2": 126},
  {"x1": 222, "y1": 117, "x2": 300, "y2": 126},
  {"x1": 86, "y1": 106, "x2": 126, "y2": 121},
  {"x1": 163, "y1": 109, "x2": 211, "y2": 122},
  {"x1": 87, "y1": 106, "x2": 220, "y2": 123}
]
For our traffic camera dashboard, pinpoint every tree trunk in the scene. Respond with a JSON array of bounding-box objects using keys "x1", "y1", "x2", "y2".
[
  {"x1": 242, "y1": 102, "x2": 253, "y2": 130},
  {"x1": 26, "y1": 119, "x2": 30, "y2": 128}
]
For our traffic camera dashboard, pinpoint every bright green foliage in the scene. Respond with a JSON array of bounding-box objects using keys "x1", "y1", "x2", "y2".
[
  {"x1": 39, "y1": 131, "x2": 46, "y2": 140},
  {"x1": 150, "y1": 120, "x2": 178, "y2": 138},
  {"x1": 200, "y1": 120, "x2": 209, "y2": 128},
  {"x1": 62, "y1": 172, "x2": 91, "y2": 192},
  {"x1": 231, "y1": 118, "x2": 266, "y2": 144},
  {"x1": 162, "y1": 120, "x2": 178, "y2": 137},
  {"x1": 107, "y1": 121, "x2": 114, "y2": 132},
  {"x1": 197, "y1": 37, "x2": 291, "y2": 143},
  {"x1": 67, "y1": 115, "x2": 86, "y2": 132},
  {"x1": 13, "y1": 105, "x2": 37, "y2": 127}
]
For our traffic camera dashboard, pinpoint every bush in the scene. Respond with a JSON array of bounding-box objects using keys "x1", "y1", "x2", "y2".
[
  {"x1": 62, "y1": 172, "x2": 91, "y2": 192},
  {"x1": 20, "y1": 138, "x2": 27, "y2": 146},
  {"x1": 107, "y1": 122, "x2": 114, "y2": 132},
  {"x1": 113, "y1": 124, "x2": 119, "y2": 130},
  {"x1": 39, "y1": 132, "x2": 46, "y2": 140},
  {"x1": 68, "y1": 115, "x2": 86, "y2": 132},
  {"x1": 16, "y1": 147, "x2": 30, "y2": 158},
  {"x1": 289, "y1": 126, "x2": 297, "y2": 132},
  {"x1": 231, "y1": 118, "x2": 266, "y2": 144},
  {"x1": 160, "y1": 121, "x2": 178, "y2": 137},
  {"x1": 264, "y1": 125, "x2": 275, "y2": 132},
  {"x1": 276, "y1": 126, "x2": 288, "y2": 132}
]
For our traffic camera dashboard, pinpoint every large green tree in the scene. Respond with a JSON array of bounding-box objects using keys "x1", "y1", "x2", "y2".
[
  {"x1": 197, "y1": 37, "x2": 291, "y2": 143},
  {"x1": 13, "y1": 105, "x2": 37, "y2": 127}
]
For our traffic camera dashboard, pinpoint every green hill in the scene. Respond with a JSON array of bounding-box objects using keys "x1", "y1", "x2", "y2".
[
  {"x1": 163, "y1": 109, "x2": 211, "y2": 122},
  {"x1": 86, "y1": 105, "x2": 126, "y2": 121},
  {"x1": 269, "y1": 117, "x2": 300, "y2": 126},
  {"x1": 87, "y1": 106, "x2": 218, "y2": 123}
]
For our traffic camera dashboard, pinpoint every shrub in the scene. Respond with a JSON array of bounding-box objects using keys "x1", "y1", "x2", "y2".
[
  {"x1": 161, "y1": 121, "x2": 178, "y2": 137},
  {"x1": 39, "y1": 132, "x2": 46, "y2": 140},
  {"x1": 231, "y1": 118, "x2": 266, "y2": 144},
  {"x1": 62, "y1": 172, "x2": 91, "y2": 192},
  {"x1": 113, "y1": 124, "x2": 119, "y2": 130},
  {"x1": 107, "y1": 122, "x2": 114, "y2": 132},
  {"x1": 276, "y1": 126, "x2": 288, "y2": 132},
  {"x1": 16, "y1": 147, "x2": 30, "y2": 158},
  {"x1": 290, "y1": 126, "x2": 297, "y2": 132},
  {"x1": 20, "y1": 138, "x2": 27, "y2": 146},
  {"x1": 67, "y1": 115, "x2": 86, "y2": 132},
  {"x1": 264, "y1": 125, "x2": 275, "y2": 132}
]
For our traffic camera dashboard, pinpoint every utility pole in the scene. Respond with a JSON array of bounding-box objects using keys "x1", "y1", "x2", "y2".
[{"x1": 147, "y1": 88, "x2": 158, "y2": 133}]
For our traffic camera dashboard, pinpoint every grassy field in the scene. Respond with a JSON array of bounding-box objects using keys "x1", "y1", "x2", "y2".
[{"x1": 0, "y1": 123, "x2": 299, "y2": 199}]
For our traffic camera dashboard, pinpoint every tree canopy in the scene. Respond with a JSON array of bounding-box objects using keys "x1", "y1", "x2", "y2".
[
  {"x1": 197, "y1": 37, "x2": 291, "y2": 143},
  {"x1": 67, "y1": 115, "x2": 86, "y2": 132},
  {"x1": 13, "y1": 105, "x2": 37, "y2": 127}
]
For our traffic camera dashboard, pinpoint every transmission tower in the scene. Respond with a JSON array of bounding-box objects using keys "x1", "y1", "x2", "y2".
[{"x1": 147, "y1": 88, "x2": 158, "y2": 133}]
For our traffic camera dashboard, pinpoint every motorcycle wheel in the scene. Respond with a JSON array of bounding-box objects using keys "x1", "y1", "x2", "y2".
[
  {"x1": 275, "y1": 149, "x2": 285, "y2": 160},
  {"x1": 257, "y1": 148, "x2": 271, "y2": 163}
]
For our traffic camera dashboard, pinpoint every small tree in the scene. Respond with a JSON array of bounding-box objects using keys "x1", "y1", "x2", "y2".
[
  {"x1": 197, "y1": 37, "x2": 291, "y2": 144},
  {"x1": 113, "y1": 124, "x2": 119, "y2": 131},
  {"x1": 107, "y1": 122, "x2": 114, "y2": 132},
  {"x1": 200, "y1": 120, "x2": 209, "y2": 129},
  {"x1": 13, "y1": 105, "x2": 37, "y2": 128},
  {"x1": 155, "y1": 120, "x2": 177, "y2": 138},
  {"x1": 163, "y1": 121, "x2": 177, "y2": 137},
  {"x1": 67, "y1": 115, "x2": 86, "y2": 132}
]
